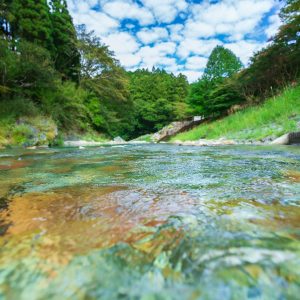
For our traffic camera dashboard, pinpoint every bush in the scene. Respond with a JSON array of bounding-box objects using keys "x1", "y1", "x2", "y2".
[
  {"x1": 0, "y1": 98, "x2": 40, "y2": 119},
  {"x1": 11, "y1": 124, "x2": 35, "y2": 145},
  {"x1": 41, "y1": 81, "x2": 88, "y2": 131}
]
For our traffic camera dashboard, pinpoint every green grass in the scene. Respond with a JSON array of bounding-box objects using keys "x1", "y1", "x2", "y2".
[
  {"x1": 80, "y1": 131, "x2": 109, "y2": 143},
  {"x1": 171, "y1": 84, "x2": 300, "y2": 142},
  {"x1": 131, "y1": 134, "x2": 153, "y2": 142}
]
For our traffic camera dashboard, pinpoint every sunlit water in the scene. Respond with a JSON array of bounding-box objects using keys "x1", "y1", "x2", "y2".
[{"x1": 0, "y1": 144, "x2": 300, "y2": 299}]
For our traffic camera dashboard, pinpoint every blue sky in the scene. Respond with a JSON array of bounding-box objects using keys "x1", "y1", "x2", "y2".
[{"x1": 67, "y1": 0, "x2": 282, "y2": 82}]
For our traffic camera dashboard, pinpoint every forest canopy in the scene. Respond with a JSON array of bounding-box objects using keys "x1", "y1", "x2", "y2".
[{"x1": 0, "y1": 0, "x2": 299, "y2": 141}]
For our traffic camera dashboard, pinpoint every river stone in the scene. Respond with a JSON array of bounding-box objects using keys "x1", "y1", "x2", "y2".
[
  {"x1": 113, "y1": 136, "x2": 125, "y2": 143},
  {"x1": 153, "y1": 118, "x2": 205, "y2": 142},
  {"x1": 64, "y1": 140, "x2": 104, "y2": 147},
  {"x1": 271, "y1": 132, "x2": 300, "y2": 145}
]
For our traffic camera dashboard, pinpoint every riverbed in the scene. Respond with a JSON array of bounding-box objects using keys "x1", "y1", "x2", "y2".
[{"x1": 0, "y1": 144, "x2": 300, "y2": 299}]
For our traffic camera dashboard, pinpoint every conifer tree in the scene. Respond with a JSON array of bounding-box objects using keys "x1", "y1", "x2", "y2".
[
  {"x1": 50, "y1": 0, "x2": 80, "y2": 81},
  {"x1": 10, "y1": 0, "x2": 54, "y2": 53}
]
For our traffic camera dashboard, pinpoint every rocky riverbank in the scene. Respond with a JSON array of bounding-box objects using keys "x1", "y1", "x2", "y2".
[
  {"x1": 0, "y1": 116, "x2": 58, "y2": 148},
  {"x1": 1, "y1": 115, "x2": 299, "y2": 149},
  {"x1": 171, "y1": 132, "x2": 300, "y2": 147},
  {"x1": 64, "y1": 137, "x2": 127, "y2": 147}
]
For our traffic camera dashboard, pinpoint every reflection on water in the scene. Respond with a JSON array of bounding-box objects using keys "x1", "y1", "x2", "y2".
[{"x1": 0, "y1": 144, "x2": 300, "y2": 299}]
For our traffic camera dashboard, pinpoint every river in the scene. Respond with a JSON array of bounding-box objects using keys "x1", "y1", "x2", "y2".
[{"x1": 0, "y1": 144, "x2": 300, "y2": 299}]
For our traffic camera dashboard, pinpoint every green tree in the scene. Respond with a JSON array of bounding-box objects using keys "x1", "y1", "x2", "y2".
[
  {"x1": 187, "y1": 80, "x2": 208, "y2": 115},
  {"x1": 0, "y1": 40, "x2": 57, "y2": 103},
  {"x1": 236, "y1": 0, "x2": 300, "y2": 101},
  {"x1": 203, "y1": 45, "x2": 243, "y2": 83},
  {"x1": 77, "y1": 25, "x2": 134, "y2": 139},
  {"x1": 280, "y1": 0, "x2": 300, "y2": 23},
  {"x1": 188, "y1": 46, "x2": 243, "y2": 116},
  {"x1": 50, "y1": 0, "x2": 80, "y2": 81},
  {"x1": 10, "y1": 0, "x2": 54, "y2": 53},
  {"x1": 128, "y1": 68, "x2": 189, "y2": 136}
]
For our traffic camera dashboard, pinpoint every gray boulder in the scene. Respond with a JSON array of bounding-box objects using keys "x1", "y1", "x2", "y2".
[
  {"x1": 113, "y1": 136, "x2": 126, "y2": 143},
  {"x1": 271, "y1": 132, "x2": 300, "y2": 145},
  {"x1": 153, "y1": 118, "x2": 205, "y2": 142}
]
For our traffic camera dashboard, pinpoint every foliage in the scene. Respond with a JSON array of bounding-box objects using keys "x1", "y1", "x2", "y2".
[
  {"x1": 0, "y1": 97, "x2": 40, "y2": 119},
  {"x1": 1, "y1": 40, "x2": 58, "y2": 103},
  {"x1": 188, "y1": 46, "x2": 243, "y2": 117},
  {"x1": 10, "y1": 0, "x2": 55, "y2": 53},
  {"x1": 132, "y1": 134, "x2": 153, "y2": 142},
  {"x1": 128, "y1": 68, "x2": 189, "y2": 137},
  {"x1": 0, "y1": 115, "x2": 58, "y2": 146},
  {"x1": 77, "y1": 25, "x2": 135, "y2": 139},
  {"x1": 0, "y1": 4, "x2": 136, "y2": 141},
  {"x1": 11, "y1": 124, "x2": 35, "y2": 145},
  {"x1": 206, "y1": 77, "x2": 246, "y2": 116},
  {"x1": 50, "y1": 0, "x2": 80, "y2": 81},
  {"x1": 0, "y1": 0, "x2": 12, "y2": 37},
  {"x1": 234, "y1": 0, "x2": 300, "y2": 101},
  {"x1": 172, "y1": 83, "x2": 300, "y2": 142},
  {"x1": 42, "y1": 81, "x2": 88, "y2": 131},
  {"x1": 188, "y1": 1, "x2": 299, "y2": 118},
  {"x1": 203, "y1": 45, "x2": 243, "y2": 82}
]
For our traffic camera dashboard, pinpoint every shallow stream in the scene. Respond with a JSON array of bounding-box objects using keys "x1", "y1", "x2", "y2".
[{"x1": 0, "y1": 144, "x2": 300, "y2": 299}]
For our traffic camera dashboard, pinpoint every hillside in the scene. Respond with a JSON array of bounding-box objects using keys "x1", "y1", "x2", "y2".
[{"x1": 171, "y1": 84, "x2": 300, "y2": 143}]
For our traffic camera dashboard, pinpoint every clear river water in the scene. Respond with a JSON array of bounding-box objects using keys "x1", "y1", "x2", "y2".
[{"x1": 0, "y1": 144, "x2": 300, "y2": 299}]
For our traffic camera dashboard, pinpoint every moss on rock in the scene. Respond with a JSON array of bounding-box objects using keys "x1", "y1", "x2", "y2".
[{"x1": 0, "y1": 116, "x2": 58, "y2": 147}]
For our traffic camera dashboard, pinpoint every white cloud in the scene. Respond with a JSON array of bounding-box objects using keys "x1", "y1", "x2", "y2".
[
  {"x1": 226, "y1": 40, "x2": 265, "y2": 65},
  {"x1": 102, "y1": 32, "x2": 140, "y2": 55},
  {"x1": 184, "y1": 21, "x2": 215, "y2": 39},
  {"x1": 141, "y1": 0, "x2": 188, "y2": 23},
  {"x1": 186, "y1": 0, "x2": 276, "y2": 40},
  {"x1": 164, "y1": 64, "x2": 184, "y2": 74},
  {"x1": 180, "y1": 70, "x2": 203, "y2": 83},
  {"x1": 67, "y1": 1, "x2": 120, "y2": 36},
  {"x1": 185, "y1": 56, "x2": 208, "y2": 70},
  {"x1": 117, "y1": 53, "x2": 142, "y2": 68},
  {"x1": 67, "y1": 0, "x2": 98, "y2": 13},
  {"x1": 67, "y1": 0, "x2": 280, "y2": 82},
  {"x1": 138, "y1": 42, "x2": 177, "y2": 68},
  {"x1": 137, "y1": 27, "x2": 169, "y2": 44},
  {"x1": 177, "y1": 38, "x2": 221, "y2": 59},
  {"x1": 265, "y1": 14, "x2": 282, "y2": 38},
  {"x1": 168, "y1": 24, "x2": 184, "y2": 42},
  {"x1": 102, "y1": 0, "x2": 154, "y2": 26}
]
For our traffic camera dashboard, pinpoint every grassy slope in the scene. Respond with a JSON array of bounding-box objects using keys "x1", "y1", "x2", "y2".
[{"x1": 171, "y1": 84, "x2": 300, "y2": 142}]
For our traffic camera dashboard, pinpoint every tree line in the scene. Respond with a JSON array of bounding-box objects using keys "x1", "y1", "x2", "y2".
[
  {"x1": 0, "y1": 0, "x2": 299, "y2": 141},
  {"x1": 0, "y1": 0, "x2": 189, "y2": 140},
  {"x1": 188, "y1": 0, "x2": 300, "y2": 118}
]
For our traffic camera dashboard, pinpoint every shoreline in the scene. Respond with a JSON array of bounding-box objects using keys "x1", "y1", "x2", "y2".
[{"x1": 1, "y1": 134, "x2": 299, "y2": 150}]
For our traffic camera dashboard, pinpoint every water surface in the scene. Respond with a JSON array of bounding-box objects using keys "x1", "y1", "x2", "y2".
[{"x1": 0, "y1": 144, "x2": 300, "y2": 299}]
